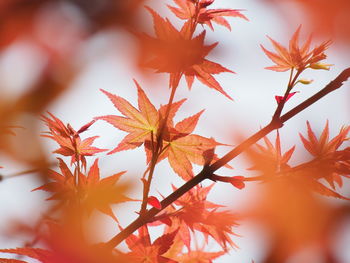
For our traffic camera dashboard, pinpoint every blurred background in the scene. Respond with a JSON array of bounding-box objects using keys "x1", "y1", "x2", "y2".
[{"x1": 0, "y1": 0, "x2": 349, "y2": 262}]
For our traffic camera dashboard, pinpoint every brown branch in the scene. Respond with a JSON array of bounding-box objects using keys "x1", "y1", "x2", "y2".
[
  {"x1": 0, "y1": 162, "x2": 57, "y2": 181},
  {"x1": 104, "y1": 67, "x2": 350, "y2": 249}
]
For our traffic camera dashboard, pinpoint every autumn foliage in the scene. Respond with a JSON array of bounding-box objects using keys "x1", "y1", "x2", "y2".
[{"x1": 0, "y1": 0, "x2": 349, "y2": 263}]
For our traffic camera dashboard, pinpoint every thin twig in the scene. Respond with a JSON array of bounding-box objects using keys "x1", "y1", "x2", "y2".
[
  {"x1": 0, "y1": 162, "x2": 57, "y2": 181},
  {"x1": 139, "y1": 72, "x2": 181, "y2": 215}
]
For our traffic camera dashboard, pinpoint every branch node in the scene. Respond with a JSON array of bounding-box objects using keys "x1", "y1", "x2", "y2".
[
  {"x1": 202, "y1": 164, "x2": 214, "y2": 180},
  {"x1": 271, "y1": 117, "x2": 284, "y2": 129}
]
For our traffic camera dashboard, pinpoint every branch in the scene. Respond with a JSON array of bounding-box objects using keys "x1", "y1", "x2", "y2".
[
  {"x1": 0, "y1": 162, "x2": 57, "y2": 182},
  {"x1": 104, "y1": 67, "x2": 350, "y2": 249}
]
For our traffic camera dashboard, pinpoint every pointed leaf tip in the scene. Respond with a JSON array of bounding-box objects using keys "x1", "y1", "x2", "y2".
[{"x1": 77, "y1": 120, "x2": 96, "y2": 134}]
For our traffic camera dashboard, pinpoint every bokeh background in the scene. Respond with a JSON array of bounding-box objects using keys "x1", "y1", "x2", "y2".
[{"x1": 0, "y1": 0, "x2": 349, "y2": 262}]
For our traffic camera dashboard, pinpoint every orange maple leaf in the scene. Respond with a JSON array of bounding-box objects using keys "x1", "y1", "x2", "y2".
[
  {"x1": 299, "y1": 121, "x2": 350, "y2": 189},
  {"x1": 248, "y1": 127, "x2": 349, "y2": 200},
  {"x1": 78, "y1": 159, "x2": 131, "y2": 222},
  {"x1": 97, "y1": 83, "x2": 223, "y2": 180},
  {"x1": 125, "y1": 226, "x2": 178, "y2": 263},
  {"x1": 33, "y1": 158, "x2": 130, "y2": 222},
  {"x1": 261, "y1": 26, "x2": 332, "y2": 72},
  {"x1": 250, "y1": 132, "x2": 295, "y2": 173},
  {"x1": 42, "y1": 113, "x2": 107, "y2": 169},
  {"x1": 0, "y1": 248, "x2": 52, "y2": 263},
  {"x1": 161, "y1": 185, "x2": 238, "y2": 250},
  {"x1": 32, "y1": 158, "x2": 76, "y2": 203},
  {"x1": 96, "y1": 81, "x2": 159, "y2": 154},
  {"x1": 0, "y1": 241, "x2": 125, "y2": 263},
  {"x1": 168, "y1": 0, "x2": 248, "y2": 31},
  {"x1": 150, "y1": 111, "x2": 221, "y2": 180},
  {"x1": 139, "y1": 7, "x2": 234, "y2": 99},
  {"x1": 172, "y1": 250, "x2": 225, "y2": 263},
  {"x1": 162, "y1": 232, "x2": 225, "y2": 263},
  {"x1": 300, "y1": 121, "x2": 349, "y2": 158}
]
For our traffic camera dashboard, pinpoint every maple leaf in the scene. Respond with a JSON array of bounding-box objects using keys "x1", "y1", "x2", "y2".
[
  {"x1": 148, "y1": 196, "x2": 162, "y2": 209},
  {"x1": 32, "y1": 158, "x2": 76, "y2": 203},
  {"x1": 0, "y1": 248, "x2": 52, "y2": 263},
  {"x1": 334, "y1": 148, "x2": 350, "y2": 178},
  {"x1": 78, "y1": 159, "x2": 131, "y2": 222},
  {"x1": 211, "y1": 174, "x2": 245, "y2": 190},
  {"x1": 42, "y1": 113, "x2": 107, "y2": 169},
  {"x1": 275, "y1": 91, "x2": 298, "y2": 104},
  {"x1": 228, "y1": 176, "x2": 245, "y2": 189},
  {"x1": 97, "y1": 83, "x2": 224, "y2": 181},
  {"x1": 250, "y1": 132, "x2": 295, "y2": 174},
  {"x1": 300, "y1": 121, "x2": 349, "y2": 158},
  {"x1": 95, "y1": 80, "x2": 159, "y2": 154},
  {"x1": 125, "y1": 226, "x2": 178, "y2": 263},
  {"x1": 156, "y1": 109, "x2": 224, "y2": 180},
  {"x1": 162, "y1": 135, "x2": 221, "y2": 181},
  {"x1": 163, "y1": 234, "x2": 225, "y2": 263},
  {"x1": 248, "y1": 124, "x2": 349, "y2": 199},
  {"x1": 0, "y1": 242, "x2": 125, "y2": 263},
  {"x1": 33, "y1": 158, "x2": 130, "y2": 222},
  {"x1": 139, "y1": 7, "x2": 234, "y2": 99},
  {"x1": 299, "y1": 121, "x2": 350, "y2": 189},
  {"x1": 147, "y1": 105, "x2": 224, "y2": 180},
  {"x1": 261, "y1": 26, "x2": 332, "y2": 72},
  {"x1": 309, "y1": 180, "x2": 350, "y2": 201},
  {"x1": 168, "y1": 0, "x2": 248, "y2": 31},
  {"x1": 174, "y1": 250, "x2": 225, "y2": 263},
  {"x1": 161, "y1": 185, "x2": 238, "y2": 250}
]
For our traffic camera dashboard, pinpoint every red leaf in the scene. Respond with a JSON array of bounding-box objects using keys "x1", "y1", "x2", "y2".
[
  {"x1": 77, "y1": 120, "x2": 96, "y2": 134},
  {"x1": 261, "y1": 26, "x2": 331, "y2": 72},
  {"x1": 174, "y1": 110, "x2": 204, "y2": 135},
  {"x1": 153, "y1": 230, "x2": 178, "y2": 255},
  {"x1": 33, "y1": 158, "x2": 130, "y2": 222},
  {"x1": 148, "y1": 196, "x2": 162, "y2": 210},
  {"x1": 159, "y1": 217, "x2": 172, "y2": 227},
  {"x1": 165, "y1": 185, "x2": 239, "y2": 249},
  {"x1": 125, "y1": 227, "x2": 177, "y2": 262},
  {"x1": 300, "y1": 121, "x2": 349, "y2": 157},
  {"x1": 229, "y1": 176, "x2": 245, "y2": 189},
  {"x1": 139, "y1": 7, "x2": 234, "y2": 99},
  {"x1": 41, "y1": 113, "x2": 106, "y2": 168},
  {"x1": 275, "y1": 92, "x2": 297, "y2": 104},
  {"x1": 311, "y1": 181, "x2": 350, "y2": 200},
  {"x1": 0, "y1": 248, "x2": 51, "y2": 262},
  {"x1": 168, "y1": 0, "x2": 248, "y2": 31},
  {"x1": 96, "y1": 83, "x2": 159, "y2": 154}
]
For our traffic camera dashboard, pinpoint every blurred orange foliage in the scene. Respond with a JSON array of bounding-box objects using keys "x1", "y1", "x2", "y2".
[{"x1": 264, "y1": 0, "x2": 350, "y2": 43}]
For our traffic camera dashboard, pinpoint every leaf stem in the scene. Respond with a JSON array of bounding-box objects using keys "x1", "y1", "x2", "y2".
[
  {"x1": 139, "y1": 72, "x2": 181, "y2": 215},
  {"x1": 272, "y1": 68, "x2": 302, "y2": 122},
  {"x1": 189, "y1": 1, "x2": 201, "y2": 37}
]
